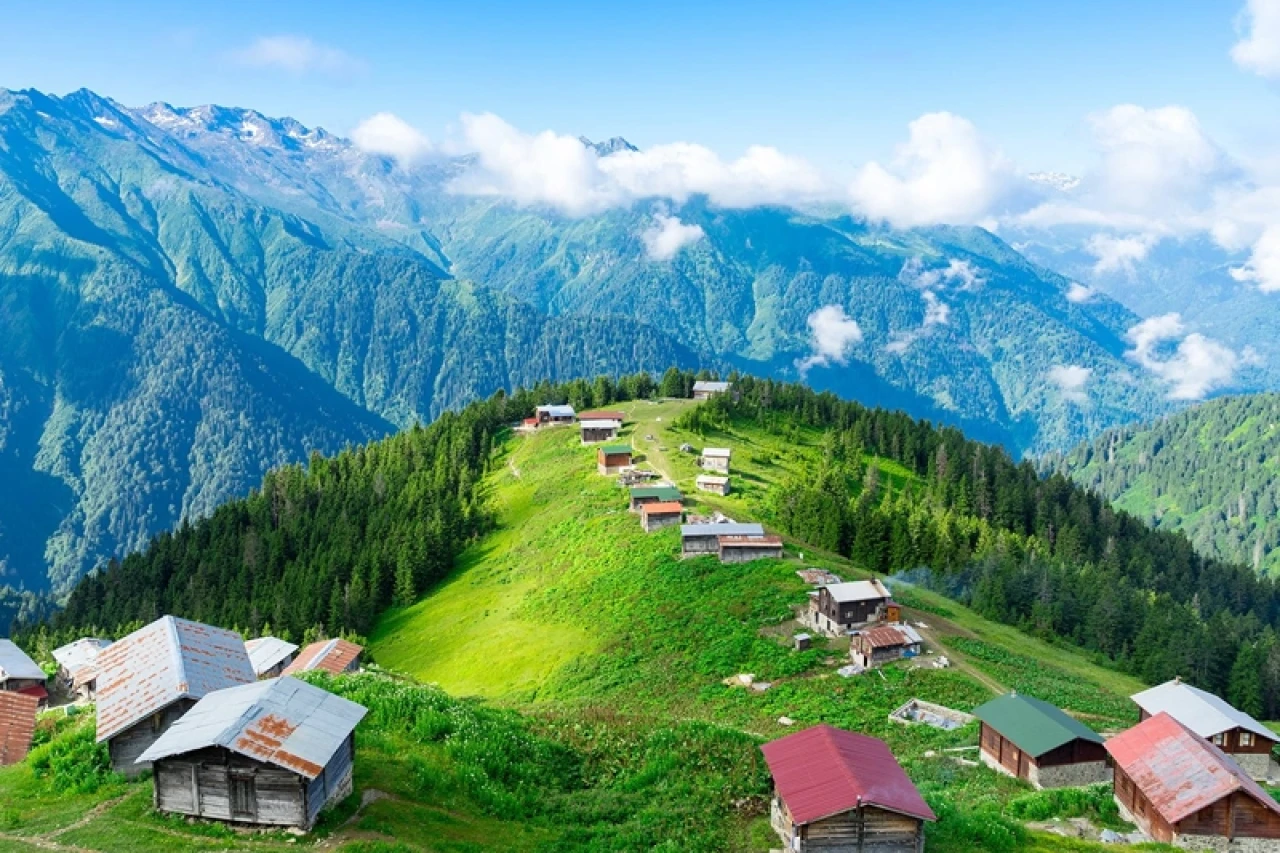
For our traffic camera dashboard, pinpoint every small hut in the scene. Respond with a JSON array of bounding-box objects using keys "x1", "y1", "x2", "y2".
[
  {"x1": 629, "y1": 485, "x2": 682, "y2": 512},
  {"x1": 282, "y1": 639, "x2": 363, "y2": 677},
  {"x1": 244, "y1": 637, "x2": 299, "y2": 679},
  {"x1": 534, "y1": 404, "x2": 576, "y2": 425},
  {"x1": 52, "y1": 637, "x2": 112, "y2": 701},
  {"x1": 718, "y1": 535, "x2": 784, "y2": 563},
  {"x1": 680, "y1": 522, "x2": 764, "y2": 557},
  {"x1": 699, "y1": 447, "x2": 731, "y2": 473},
  {"x1": 974, "y1": 692, "x2": 1109, "y2": 789},
  {"x1": 695, "y1": 474, "x2": 731, "y2": 496},
  {"x1": 596, "y1": 444, "x2": 633, "y2": 475},
  {"x1": 692, "y1": 381, "x2": 732, "y2": 400},
  {"x1": 579, "y1": 419, "x2": 621, "y2": 444},
  {"x1": 139, "y1": 677, "x2": 367, "y2": 830},
  {"x1": 0, "y1": 691, "x2": 39, "y2": 767},
  {"x1": 641, "y1": 501, "x2": 684, "y2": 532},
  {"x1": 850, "y1": 624, "x2": 923, "y2": 669}
]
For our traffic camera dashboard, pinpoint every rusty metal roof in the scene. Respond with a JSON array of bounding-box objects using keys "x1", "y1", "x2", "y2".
[
  {"x1": 0, "y1": 640, "x2": 44, "y2": 683},
  {"x1": 94, "y1": 616, "x2": 255, "y2": 743},
  {"x1": 1132, "y1": 679, "x2": 1275, "y2": 742},
  {"x1": 244, "y1": 637, "x2": 299, "y2": 677},
  {"x1": 859, "y1": 625, "x2": 922, "y2": 650},
  {"x1": 137, "y1": 676, "x2": 367, "y2": 779},
  {"x1": 719, "y1": 535, "x2": 784, "y2": 547},
  {"x1": 51, "y1": 638, "x2": 112, "y2": 679},
  {"x1": 761, "y1": 724, "x2": 936, "y2": 825},
  {"x1": 0, "y1": 691, "x2": 39, "y2": 766},
  {"x1": 281, "y1": 639, "x2": 363, "y2": 676},
  {"x1": 1106, "y1": 712, "x2": 1280, "y2": 826}
]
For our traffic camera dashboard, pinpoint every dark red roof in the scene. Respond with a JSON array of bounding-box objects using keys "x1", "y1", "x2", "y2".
[
  {"x1": 0, "y1": 691, "x2": 39, "y2": 766},
  {"x1": 16, "y1": 685, "x2": 48, "y2": 701},
  {"x1": 1106, "y1": 712, "x2": 1280, "y2": 826},
  {"x1": 761, "y1": 724, "x2": 936, "y2": 825}
]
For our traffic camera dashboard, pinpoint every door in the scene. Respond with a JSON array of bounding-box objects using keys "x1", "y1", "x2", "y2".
[{"x1": 229, "y1": 773, "x2": 257, "y2": 821}]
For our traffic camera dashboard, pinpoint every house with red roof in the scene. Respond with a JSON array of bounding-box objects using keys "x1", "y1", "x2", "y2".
[
  {"x1": 1106, "y1": 711, "x2": 1280, "y2": 847},
  {"x1": 282, "y1": 639, "x2": 363, "y2": 677},
  {"x1": 761, "y1": 724, "x2": 935, "y2": 852}
]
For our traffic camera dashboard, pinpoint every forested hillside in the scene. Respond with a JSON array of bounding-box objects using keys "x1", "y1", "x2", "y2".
[{"x1": 1044, "y1": 393, "x2": 1280, "y2": 576}]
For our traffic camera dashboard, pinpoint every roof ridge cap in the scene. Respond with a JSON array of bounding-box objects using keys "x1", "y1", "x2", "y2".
[
  {"x1": 819, "y1": 725, "x2": 867, "y2": 812},
  {"x1": 164, "y1": 616, "x2": 187, "y2": 694}
]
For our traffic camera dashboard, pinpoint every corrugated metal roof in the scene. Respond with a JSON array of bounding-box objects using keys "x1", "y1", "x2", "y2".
[
  {"x1": 642, "y1": 501, "x2": 684, "y2": 515},
  {"x1": 95, "y1": 616, "x2": 255, "y2": 743},
  {"x1": 51, "y1": 638, "x2": 111, "y2": 678},
  {"x1": 973, "y1": 693, "x2": 1103, "y2": 758},
  {"x1": 281, "y1": 639, "x2": 363, "y2": 676},
  {"x1": 701, "y1": 447, "x2": 732, "y2": 457},
  {"x1": 761, "y1": 724, "x2": 936, "y2": 825},
  {"x1": 859, "y1": 625, "x2": 923, "y2": 650},
  {"x1": 0, "y1": 691, "x2": 39, "y2": 766},
  {"x1": 1106, "y1": 712, "x2": 1280, "y2": 825},
  {"x1": 631, "y1": 485, "x2": 682, "y2": 501},
  {"x1": 695, "y1": 475, "x2": 729, "y2": 485},
  {"x1": 692, "y1": 381, "x2": 731, "y2": 392},
  {"x1": 244, "y1": 637, "x2": 299, "y2": 677},
  {"x1": 0, "y1": 640, "x2": 44, "y2": 683},
  {"x1": 824, "y1": 580, "x2": 892, "y2": 604},
  {"x1": 1131, "y1": 679, "x2": 1275, "y2": 742},
  {"x1": 597, "y1": 444, "x2": 631, "y2": 455},
  {"x1": 681, "y1": 523, "x2": 765, "y2": 538},
  {"x1": 719, "y1": 535, "x2": 783, "y2": 547},
  {"x1": 578, "y1": 420, "x2": 620, "y2": 430},
  {"x1": 535, "y1": 404, "x2": 576, "y2": 418},
  {"x1": 136, "y1": 677, "x2": 367, "y2": 779}
]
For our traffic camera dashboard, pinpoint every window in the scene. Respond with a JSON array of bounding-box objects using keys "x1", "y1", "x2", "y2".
[
  {"x1": 229, "y1": 773, "x2": 257, "y2": 819},
  {"x1": 1212, "y1": 733, "x2": 1225, "y2": 746},
  {"x1": 1241, "y1": 732, "x2": 1254, "y2": 747}
]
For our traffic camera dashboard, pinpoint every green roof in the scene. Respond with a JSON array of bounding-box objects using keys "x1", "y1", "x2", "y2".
[
  {"x1": 599, "y1": 444, "x2": 631, "y2": 455},
  {"x1": 972, "y1": 693, "x2": 1103, "y2": 757},
  {"x1": 630, "y1": 486, "x2": 682, "y2": 501}
]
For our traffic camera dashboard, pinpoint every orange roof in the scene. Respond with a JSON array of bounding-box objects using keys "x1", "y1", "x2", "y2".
[
  {"x1": 642, "y1": 501, "x2": 684, "y2": 515},
  {"x1": 282, "y1": 639, "x2": 363, "y2": 676},
  {"x1": 0, "y1": 691, "x2": 39, "y2": 766}
]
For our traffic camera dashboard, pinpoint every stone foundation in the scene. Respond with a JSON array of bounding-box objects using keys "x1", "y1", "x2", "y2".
[
  {"x1": 1030, "y1": 760, "x2": 1111, "y2": 789},
  {"x1": 1229, "y1": 751, "x2": 1272, "y2": 781}
]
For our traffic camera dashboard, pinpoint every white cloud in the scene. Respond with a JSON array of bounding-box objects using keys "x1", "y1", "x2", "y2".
[
  {"x1": 849, "y1": 112, "x2": 1014, "y2": 227},
  {"x1": 1230, "y1": 224, "x2": 1280, "y2": 291},
  {"x1": 641, "y1": 213, "x2": 705, "y2": 261},
  {"x1": 1066, "y1": 282, "x2": 1096, "y2": 303},
  {"x1": 1086, "y1": 233, "x2": 1157, "y2": 275},
  {"x1": 350, "y1": 113, "x2": 433, "y2": 166},
  {"x1": 1232, "y1": 0, "x2": 1280, "y2": 78},
  {"x1": 1086, "y1": 105, "x2": 1222, "y2": 213},
  {"x1": 601, "y1": 142, "x2": 828, "y2": 208},
  {"x1": 230, "y1": 35, "x2": 364, "y2": 77},
  {"x1": 899, "y1": 257, "x2": 986, "y2": 291},
  {"x1": 1124, "y1": 313, "x2": 1241, "y2": 400},
  {"x1": 1048, "y1": 364, "x2": 1092, "y2": 405},
  {"x1": 922, "y1": 290, "x2": 950, "y2": 326},
  {"x1": 797, "y1": 305, "x2": 863, "y2": 373}
]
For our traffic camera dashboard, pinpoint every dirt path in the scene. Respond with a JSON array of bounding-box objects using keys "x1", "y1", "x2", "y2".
[{"x1": 911, "y1": 621, "x2": 1006, "y2": 696}]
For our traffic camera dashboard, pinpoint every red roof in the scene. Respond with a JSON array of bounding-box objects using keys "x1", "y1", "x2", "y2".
[
  {"x1": 761, "y1": 724, "x2": 936, "y2": 825},
  {"x1": 0, "y1": 691, "x2": 39, "y2": 766},
  {"x1": 282, "y1": 638, "x2": 363, "y2": 676},
  {"x1": 522, "y1": 418, "x2": 538, "y2": 426},
  {"x1": 642, "y1": 501, "x2": 684, "y2": 516},
  {"x1": 1106, "y1": 712, "x2": 1280, "y2": 826}
]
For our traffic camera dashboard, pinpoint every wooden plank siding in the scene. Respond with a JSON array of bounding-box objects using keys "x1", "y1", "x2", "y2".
[
  {"x1": 1114, "y1": 763, "x2": 1280, "y2": 843},
  {"x1": 108, "y1": 699, "x2": 194, "y2": 777},
  {"x1": 799, "y1": 805, "x2": 925, "y2": 852}
]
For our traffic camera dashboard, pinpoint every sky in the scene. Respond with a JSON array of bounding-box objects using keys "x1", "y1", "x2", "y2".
[{"x1": 0, "y1": 0, "x2": 1275, "y2": 176}]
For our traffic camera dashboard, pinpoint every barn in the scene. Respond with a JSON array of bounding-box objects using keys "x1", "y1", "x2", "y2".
[
  {"x1": 762, "y1": 724, "x2": 935, "y2": 852},
  {"x1": 680, "y1": 522, "x2": 765, "y2": 557},
  {"x1": 973, "y1": 693, "x2": 1109, "y2": 789},
  {"x1": 95, "y1": 616, "x2": 256, "y2": 776},
  {"x1": 1131, "y1": 678, "x2": 1277, "y2": 780},
  {"x1": 1107, "y1": 711, "x2": 1280, "y2": 848},
  {"x1": 718, "y1": 534, "x2": 784, "y2": 563},
  {"x1": 282, "y1": 639, "x2": 363, "y2": 677},
  {"x1": 596, "y1": 444, "x2": 633, "y2": 475},
  {"x1": 245, "y1": 637, "x2": 300, "y2": 679},
  {"x1": 641, "y1": 501, "x2": 684, "y2": 532},
  {"x1": 51, "y1": 638, "x2": 111, "y2": 701},
  {"x1": 138, "y1": 677, "x2": 367, "y2": 830}
]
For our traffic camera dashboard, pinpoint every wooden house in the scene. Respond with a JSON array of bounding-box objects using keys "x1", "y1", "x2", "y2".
[
  {"x1": 0, "y1": 640, "x2": 47, "y2": 704},
  {"x1": 680, "y1": 522, "x2": 764, "y2": 557},
  {"x1": 641, "y1": 501, "x2": 684, "y2": 532},
  {"x1": 579, "y1": 419, "x2": 621, "y2": 444},
  {"x1": 0, "y1": 691, "x2": 39, "y2": 767},
  {"x1": 692, "y1": 381, "x2": 732, "y2": 400},
  {"x1": 596, "y1": 444, "x2": 633, "y2": 475},
  {"x1": 762, "y1": 724, "x2": 935, "y2": 852},
  {"x1": 282, "y1": 639, "x2": 363, "y2": 677},
  {"x1": 578, "y1": 410, "x2": 626, "y2": 425},
  {"x1": 1131, "y1": 679, "x2": 1277, "y2": 780},
  {"x1": 695, "y1": 474, "x2": 731, "y2": 496},
  {"x1": 718, "y1": 535, "x2": 784, "y2": 563},
  {"x1": 95, "y1": 616, "x2": 255, "y2": 776},
  {"x1": 628, "y1": 485, "x2": 682, "y2": 512},
  {"x1": 534, "y1": 404, "x2": 576, "y2": 425},
  {"x1": 973, "y1": 693, "x2": 1109, "y2": 789},
  {"x1": 1107, "y1": 711, "x2": 1280, "y2": 848},
  {"x1": 51, "y1": 637, "x2": 111, "y2": 701},
  {"x1": 699, "y1": 447, "x2": 731, "y2": 473},
  {"x1": 244, "y1": 637, "x2": 299, "y2": 679},
  {"x1": 138, "y1": 677, "x2": 367, "y2": 830},
  {"x1": 808, "y1": 580, "x2": 897, "y2": 636},
  {"x1": 850, "y1": 624, "x2": 924, "y2": 670}
]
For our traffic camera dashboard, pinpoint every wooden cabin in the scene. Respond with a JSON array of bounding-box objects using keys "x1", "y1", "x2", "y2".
[
  {"x1": 680, "y1": 523, "x2": 764, "y2": 557},
  {"x1": 973, "y1": 693, "x2": 1109, "y2": 789},
  {"x1": 692, "y1": 380, "x2": 732, "y2": 400},
  {"x1": 95, "y1": 616, "x2": 255, "y2": 776},
  {"x1": 139, "y1": 677, "x2": 367, "y2": 830},
  {"x1": 718, "y1": 535, "x2": 784, "y2": 563},
  {"x1": 698, "y1": 447, "x2": 731, "y2": 473},
  {"x1": 282, "y1": 639, "x2": 363, "y2": 677},
  {"x1": 1107, "y1": 712, "x2": 1280, "y2": 848},
  {"x1": 534, "y1": 404, "x2": 576, "y2": 425},
  {"x1": 762, "y1": 724, "x2": 935, "y2": 853},
  {"x1": 695, "y1": 474, "x2": 731, "y2": 496},
  {"x1": 0, "y1": 640, "x2": 47, "y2": 704},
  {"x1": 51, "y1": 638, "x2": 111, "y2": 701},
  {"x1": 1131, "y1": 679, "x2": 1277, "y2": 780},
  {"x1": 0, "y1": 691, "x2": 39, "y2": 767},
  {"x1": 244, "y1": 637, "x2": 299, "y2": 679},
  {"x1": 629, "y1": 485, "x2": 682, "y2": 512},
  {"x1": 641, "y1": 501, "x2": 684, "y2": 532},
  {"x1": 596, "y1": 444, "x2": 633, "y2": 475},
  {"x1": 850, "y1": 624, "x2": 924, "y2": 670},
  {"x1": 579, "y1": 419, "x2": 620, "y2": 444},
  {"x1": 809, "y1": 580, "x2": 896, "y2": 636}
]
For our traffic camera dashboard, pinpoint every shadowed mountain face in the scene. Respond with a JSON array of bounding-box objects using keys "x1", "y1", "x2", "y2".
[{"x1": 0, "y1": 86, "x2": 1187, "y2": 595}]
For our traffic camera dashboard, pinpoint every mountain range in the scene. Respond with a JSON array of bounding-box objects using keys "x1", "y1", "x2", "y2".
[{"x1": 0, "y1": 85, "x2": 1246, "y2": 596}]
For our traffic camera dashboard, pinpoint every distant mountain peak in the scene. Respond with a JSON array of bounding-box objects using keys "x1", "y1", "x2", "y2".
[
  {"x1": 580, "y1": 136, "x2": 638, "y2": 156},
  {"x1": 137, "y1": 101, "x2": 343, "y2": 152}
]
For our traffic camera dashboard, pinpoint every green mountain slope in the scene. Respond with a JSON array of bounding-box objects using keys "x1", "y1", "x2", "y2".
[{"x1": 1045, "y1": 393, "x2": 1280, "y2": 576}]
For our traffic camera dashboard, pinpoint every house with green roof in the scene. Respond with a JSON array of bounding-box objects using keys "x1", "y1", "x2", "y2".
[
  {"x1": 596, "y1": 444, "x2": 633, "y2": 476},
  {"x1": 628, "y1": 485, "x2": 682, "y2": 512},
  {"x1": 973, "y1": 693, "x2": 1109, "y2": 789}
]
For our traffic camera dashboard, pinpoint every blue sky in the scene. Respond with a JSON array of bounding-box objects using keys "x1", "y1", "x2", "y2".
[{"x1": 0, "y1": 0, "x2": 1273, "y2": 173}]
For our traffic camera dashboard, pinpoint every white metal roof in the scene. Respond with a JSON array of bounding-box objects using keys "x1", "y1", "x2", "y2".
[
  {"x1": 701, "y1": 447, "x2": 732, "y2": 458},
  {"x1": 244, "y1": 637, "x2": 299, "y2": 677},
  {"x1": 680, "y1": 522, "x2": 764, "y2": 538},
  {"x1": 824, "y1": 579, "x2": 893, "y2": 604},
  {"x1": 693, "y1": 381, "x2": 731, "y2": 392},
  {"x1": 696, "y1": 475, "x2": 729, "y2": 484},
  {"x1": 51, "y1": 638, "x2": 111, "y2": 676},
  {"x1": 578, "y1": 419, "x2": 620, "y2": 429},
  {"x1": 1131, "y1": 680, "x2": 1275, "y2": 742},
  {"x1": 0, "y1": 640, "x2": 44, "y2": 683},
  {"x1": 137, "y1": 676, "x2": 367, "y2": 779},
  {"x1": 536, "y1": 404, "x2": 576, "y2": 417}
]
